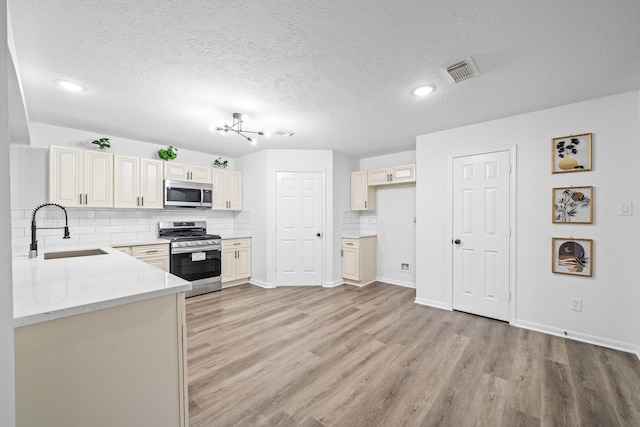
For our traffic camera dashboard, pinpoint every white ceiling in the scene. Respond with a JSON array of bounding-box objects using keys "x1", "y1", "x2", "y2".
[{"x1": 8, "y1": 1, "x2": 640, "y2": 159}]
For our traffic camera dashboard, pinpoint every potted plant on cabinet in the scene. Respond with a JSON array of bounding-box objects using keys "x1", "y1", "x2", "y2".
[
  {"x1": 158, "y1": 145, "x2": 178, "y2": 161},
  {"x1": 91, "y1": 137, "x2": 111, "y2": 150},
  {"x1": 213, "y1": 157, "x2": 228, "y2": 168}
]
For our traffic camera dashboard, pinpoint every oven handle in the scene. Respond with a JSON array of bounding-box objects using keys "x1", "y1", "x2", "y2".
[{"x1": 171, "y1": 245, "x2": 221, "y2": 255}]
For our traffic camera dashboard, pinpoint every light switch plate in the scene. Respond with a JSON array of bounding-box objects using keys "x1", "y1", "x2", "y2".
[{"x1": 619, "y1": 201, "x2": 633, "y2": 216}]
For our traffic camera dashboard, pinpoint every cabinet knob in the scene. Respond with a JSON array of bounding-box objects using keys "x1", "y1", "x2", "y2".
[
  {"x1": 453, "y1": 239, "x2": 461, "y2": 245},
  {"x1": 316, "y1": 233, "x2": 322, "y2": 237}
]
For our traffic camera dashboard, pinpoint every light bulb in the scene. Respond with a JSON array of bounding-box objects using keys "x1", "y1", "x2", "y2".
[
  {"x1": 411, "y1": 85, "x2": 435, "y2": 97},
  {"x1": 263, "y1": 131, "x2": 271, "y2": 138},
  {"x1": 55, "y1": 80, "x2": 86, "y2": 92},
  {"x1": 249, "y1": 138, "x2": 257, "y2": 146}
]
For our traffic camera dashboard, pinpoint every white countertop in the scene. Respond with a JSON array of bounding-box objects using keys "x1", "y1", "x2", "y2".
[
  {"x1": 342, "y1": 234, "x2": 377, "y2": 239},
  {"x1": 220, "y1": 234, "x2": 252, "y2": 239},
  {"x1": 13, "y1": 245, "x2": 191, "y2": 327}
]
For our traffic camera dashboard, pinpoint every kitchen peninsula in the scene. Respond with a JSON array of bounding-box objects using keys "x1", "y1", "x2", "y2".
[{"x1": 13, "y1": 245, "x2": 191, "y2": 427}]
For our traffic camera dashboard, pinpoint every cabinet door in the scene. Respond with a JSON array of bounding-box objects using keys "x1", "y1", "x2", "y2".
[
  {"x1": 189, "y1": 166, "x2": 212, "y2": 184},
  {"x1": 221, "y1": 249, "x2": 237, "y2": 283},
  {"x1": 351, "y1": 170, "x2": 375, "y2": 211},
  {"x1": 226, "y1": 171, "x2": 243, "y2": 210},
  {"x1": 140, "y1": 159, "x2": 164, "y2": 209},
  {"x1": 390, "y1": 164, "x2": 415, "y2": 184},
  {"x1": 114, "y1": 155, "x2": 140, "y2": 208},
  {"x1": 143, "y1": 257, "x2": 170, "y2": 272},
  {"x1": 49, "y1": 146, "x2": 83, "y2": 207},
  {"x1": 212, "y1": 169, "x2": 228, "y2": 209},
  {"x1": 342, "y1": 247, "x2": 360, "y2": 280},
  {"x1": 84, "y1": 151, "x2": 113, "y2": 207},
  {"x1": 367, "y1": 168, "x2": 390, "y2": 186},
  {"x1": 164, "y1": 162, "x2": 189, "y2": 181},
  {"x1": 236, "y1": 247, "x2": 252, "y2": 279}
]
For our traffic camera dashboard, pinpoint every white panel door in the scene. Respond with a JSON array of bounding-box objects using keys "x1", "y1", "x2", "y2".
[
  {"x1": 452, "y1": 151, "x2": 511, "y2": 321},
  {"x1": 276, "y1": 172, "x2": 324, "y2": 286}
]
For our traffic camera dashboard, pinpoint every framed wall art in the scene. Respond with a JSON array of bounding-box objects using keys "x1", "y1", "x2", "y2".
[
  {"x1": 552, "y1": 133, "x2": 592, "y2": 173},
  {"x1": 552, "y1": 237, "x2": 593, "y2": 277},
  {"x1": 552, "y1": 186, "x2": 593, "y2": 224}
]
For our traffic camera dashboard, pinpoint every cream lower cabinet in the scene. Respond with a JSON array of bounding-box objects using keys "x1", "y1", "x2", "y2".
[
  {"x1": 49, "y1": 146, "x2": 113, "y2": 207},
  {"x1": 114, "y1": 155, "x2": 164, "y2": 209},
  {"x1": 342, "y1": 236, "x2": 377, "y2": 286},
  {"x1": 212, "y1": 169, "x2": 243, "y2": 210},
  {"x1": 114, "y1": 243, "x2": 170, "y2": 272},
  {"x1": 221, "y1": 237, "x2": 251, "y2": 287},
  {"x1": 164, "y1": 162, "x2": 212, "y2": 184},
  {"x1": 15, "y1": 293, "x2": 189, "y2": 427},
  {"x1": 351, "y1": 170, "x2": 376, "y2": 211}
]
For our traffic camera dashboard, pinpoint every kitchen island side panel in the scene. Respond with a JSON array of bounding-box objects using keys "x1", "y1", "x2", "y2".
[{"x1": 15, "y1": 293, "x2": 188, "y2": 427}]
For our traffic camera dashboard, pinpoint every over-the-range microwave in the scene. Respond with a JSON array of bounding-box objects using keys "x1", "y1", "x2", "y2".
[{"x1": 164, "y1": 179, "x2": 213, "y2": 208}]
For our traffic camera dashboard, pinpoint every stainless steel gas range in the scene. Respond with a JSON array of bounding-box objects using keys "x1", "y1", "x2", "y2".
[{"x1": 158, "y1": 221, "x2": 221, "y2": 297}]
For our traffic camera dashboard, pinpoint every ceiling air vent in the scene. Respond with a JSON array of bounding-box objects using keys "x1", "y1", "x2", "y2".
[
  {"x1": 272, "y1": 128, "x2": 295, "y2": 137},
  {"x1": 441, "y1": 56, "x2": 479, "y2": 84}
]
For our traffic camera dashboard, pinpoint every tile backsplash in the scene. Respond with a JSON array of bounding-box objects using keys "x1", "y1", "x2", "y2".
[
  {"x1": 11, "y1": 207, "x2": 252, "y2": 253},
  {"x1": 341, "y1": 210, "x2": 377, "y2": 236}
]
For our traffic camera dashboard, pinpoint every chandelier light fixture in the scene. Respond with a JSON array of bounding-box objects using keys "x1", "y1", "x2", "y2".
[{"x1": 214, "y1": 113, "x2": 270, "y2": 145}]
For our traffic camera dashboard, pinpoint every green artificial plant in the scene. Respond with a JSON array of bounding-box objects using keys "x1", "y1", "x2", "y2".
[
  {"x1": 158, "y1": 145, "x2": 178, "y2": 161},
  {"x1": 91, "y1": 137, "x2": 111, "y2": 150}
]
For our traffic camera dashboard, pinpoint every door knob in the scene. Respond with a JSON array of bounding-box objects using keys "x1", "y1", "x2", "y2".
[
  {"x1": 317, "y1": 233, "x2": 322, "y2": 237},
  {"x1": 454, "y1": 239, "x2": 461, "y2": 244}
]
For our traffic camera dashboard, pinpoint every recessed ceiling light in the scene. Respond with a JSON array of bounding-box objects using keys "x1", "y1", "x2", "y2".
[
  {"x1": 55, "y1": 80, "x2": 86, "y2": 92},
  {"x1": 411, "y1": 85, "x2": 435, "y2": 97}
]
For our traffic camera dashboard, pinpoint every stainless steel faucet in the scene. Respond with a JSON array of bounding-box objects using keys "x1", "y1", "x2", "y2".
[{"x1": 29, "y1": 203, "x2": 71, "y2": 258}]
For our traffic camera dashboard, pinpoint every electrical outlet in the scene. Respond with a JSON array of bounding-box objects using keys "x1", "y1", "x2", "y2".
[
  {"x1": 401, "y1": 263, "x2": 410, "y2": 272},
  {"x1": 570, "y1": 297, "x2": 582, "y2": 312}
]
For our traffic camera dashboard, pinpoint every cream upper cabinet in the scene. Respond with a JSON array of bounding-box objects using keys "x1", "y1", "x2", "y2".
[
  {"x1": 367, "y1": 164, "x2": 416, "y2": 186},
  {"x1": 351, "y1": 170, "x2": 376, "y2": 211},
  {"x1": 140, "y1": 159, "x2": 164, "y2": 209},
  {"x1": 114, "y1": 156, "x2": 163, "y2": 209},
  {"x1": 164, "y1": 162, "x2": 212, "y2": 184},
  {"x1": 212, "y1": 169, "x2": 243, "y2": 210},
  {"x1": 50, "y1": 146, "x2": 113, "y2": 207}
]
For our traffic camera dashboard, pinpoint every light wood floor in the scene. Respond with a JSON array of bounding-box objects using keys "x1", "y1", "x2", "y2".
[{"x1": 186, "y1": 282, "x2": 640, "y2": 427}]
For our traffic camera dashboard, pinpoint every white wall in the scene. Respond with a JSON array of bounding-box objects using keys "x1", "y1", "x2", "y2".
[
  {"x1": 360, "y1": 150, "x2": 417, "y2": 287},
  {"x1": 28, "y1": 122, "x2": 234, "y2": 169},
  {"x1": 333, "y1": 151, "x2": 359, "y2": 286},
  {"x1": 239, "y1": 149, "x2": 336, "y2": 287},
  {"x1": 235, "y1": 150, "x2": 268, "y2": 285},
  {"x1": 416, "y1": 91, "x2": 640, "y2": 353},
  {"x1": 2, "y1": 2, "x2": 16, "y2": 425}
]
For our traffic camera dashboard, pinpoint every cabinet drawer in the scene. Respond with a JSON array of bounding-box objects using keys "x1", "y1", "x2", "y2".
[
  {"x1": 222, "y1": 238, "x2": 251, "y2": 250},
  {"x1": 342, "y1": 238, "x2": 360, "y2": 249},
  {"x1": 131, "y1": 244, "x2": 169, "y2": 258},
  {"x1": 113, "y1": 246, "x2": 132, "y2": 256}
]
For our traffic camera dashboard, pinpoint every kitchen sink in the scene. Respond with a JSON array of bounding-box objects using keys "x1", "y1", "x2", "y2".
[{"x1": 44, "y1": 248, "x2": 108, "y2": 260}]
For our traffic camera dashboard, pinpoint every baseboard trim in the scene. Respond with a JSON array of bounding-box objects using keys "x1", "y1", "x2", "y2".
[
  {"x1": 512, "y1": 319, "x2": 640, "y2": 358},
  {"x1": 344, "y1": 279, "x2": 375, "y2": 287},
  {"x1": 323, "y1": 280, "x2": 344, "y2": 288},
  {"x1": 376, "y1": 277, "x2": 416, "y2": 289},
  {"x1": 249, "y1": 279, "x2": 275, "y2": 289},
  {"x1": 414, "y1": 297, "x2": 452, "y2": 311}
]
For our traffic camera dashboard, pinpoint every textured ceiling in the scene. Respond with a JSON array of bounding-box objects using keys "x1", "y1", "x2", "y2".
[{"x1": 8, "y1": 0, "x2": 640, "y2": 158}]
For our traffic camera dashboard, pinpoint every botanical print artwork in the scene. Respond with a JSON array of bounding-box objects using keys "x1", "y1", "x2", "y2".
[
  {"x1": 553, "y1": 187, "x2": 593, "y2": 223},
  {"x1": 552, "y1": 133, "x2": 592, "y2": 173},
  {"x1": 552, "y1": 238, "x2": 593, "y2": 277}
]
